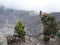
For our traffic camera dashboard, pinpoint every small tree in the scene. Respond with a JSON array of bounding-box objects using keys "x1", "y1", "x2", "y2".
[
  {"x1": 14, "y1": 20, "x2": 26, "y2": 40},
  {"x1": 42, "y1": 15, "x2": 58, "y2": 36},
  {"x1": 40, "y1": 11, "x2": 59, "y2": 41}
]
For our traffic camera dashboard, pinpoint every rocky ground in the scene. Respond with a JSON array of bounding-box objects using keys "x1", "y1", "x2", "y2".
[{"x1": 8, "y1": 35, "x2": 59, "y2": 45}]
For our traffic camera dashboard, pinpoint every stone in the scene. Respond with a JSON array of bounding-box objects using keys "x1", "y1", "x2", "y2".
[{"x1": 0, "y1": 32, "x2": 7, "y2": 45}]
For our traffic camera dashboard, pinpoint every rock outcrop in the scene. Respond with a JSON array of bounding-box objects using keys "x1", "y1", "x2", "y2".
[{"x1": 0, "y1": 32, "x2": 7, "y2": 45}]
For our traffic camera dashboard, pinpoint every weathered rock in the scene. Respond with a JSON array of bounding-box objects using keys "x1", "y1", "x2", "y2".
[
  {"x1": 20, "y1": 36, "x2": 40, "y2": 45},
  {"x1": 0, "y1": 32, "x2": 7, "y2": 45}
]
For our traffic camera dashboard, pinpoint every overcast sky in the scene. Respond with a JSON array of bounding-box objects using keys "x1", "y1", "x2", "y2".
[{"x1": 0, "y1": 0, "x2": 60, "y2": 13}]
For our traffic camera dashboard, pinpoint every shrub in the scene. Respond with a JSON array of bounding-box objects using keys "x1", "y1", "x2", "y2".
[
  {"x1": 14, "y1": 20, "x2": 26, "y2": 40},
  {"x1": 40, "y1": 12, "x2": 59, "y2": 41}
]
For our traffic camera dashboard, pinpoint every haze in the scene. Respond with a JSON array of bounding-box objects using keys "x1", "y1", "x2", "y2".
[{"x1": 0, "y1": 0, "x2": 60, "y2": 13}]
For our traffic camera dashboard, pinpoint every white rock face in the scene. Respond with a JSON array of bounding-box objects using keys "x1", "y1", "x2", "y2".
[
  {"x1": 0, "y1": 26, "x2": 14, "y2": 36},
  {"x1": 20, "y1": 36, "x2": 40, "y2": 45},
  {"x1": 0, "y1": 32, "x2": 7, "y2": 45}
]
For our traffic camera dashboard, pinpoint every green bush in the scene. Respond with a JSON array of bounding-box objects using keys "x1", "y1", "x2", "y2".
[
  {"x1": 41, "y1": 14, "x2": 58, "y2": 35},
  {"x1": 14, "y1": 20, "x2": 26, "y2": 39},
  {"x1": 40, "y1": 12, "x2": 59, "y2": 41}
]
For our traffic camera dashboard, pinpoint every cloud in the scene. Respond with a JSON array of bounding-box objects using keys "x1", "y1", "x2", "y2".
[{"x1": 0, "y1": 0, "x2": 60, "y2": 13}]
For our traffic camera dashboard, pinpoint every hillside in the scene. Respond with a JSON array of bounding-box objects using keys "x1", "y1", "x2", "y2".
[{"x1": 0, "y1": 6, "x2": 60, "y2": 37}]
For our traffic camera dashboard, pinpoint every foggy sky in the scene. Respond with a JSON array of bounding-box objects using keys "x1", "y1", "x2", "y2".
[{"x1": 0, "y1": 0, "x2": 60, "y2": 13}]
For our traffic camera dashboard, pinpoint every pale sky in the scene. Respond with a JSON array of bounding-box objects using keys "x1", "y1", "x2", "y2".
[{"x1": 0, "y1": 0, "x2": 60, "y2": 13}]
